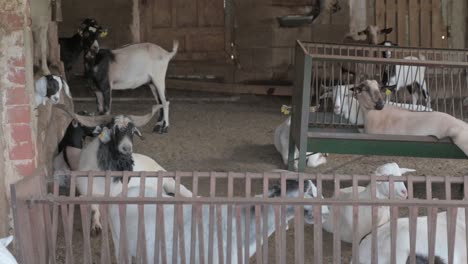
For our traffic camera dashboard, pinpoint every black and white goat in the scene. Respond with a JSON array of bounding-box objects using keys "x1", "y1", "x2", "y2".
[
  {"x1": 381, "y1": 41, "x2": 431, "y2": 108},
  {"x1": 83, "y1": 40, "x2": 178, "y2": 133},
  {"x1": 55, "y1": 105, "x2": 160, "y2": 234},
  {"x1": 59, "y1": 18, "x2": 107, "y2": 80},
  {"x1": 35, "y1": 74, "x2": 72, "y2": 107}
]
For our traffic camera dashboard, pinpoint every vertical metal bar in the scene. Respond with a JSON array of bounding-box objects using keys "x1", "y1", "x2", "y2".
[
  {"x1": 60, "y1": 204, "x2": 74, "y2": 264},
  {"x1": 217, "y1": 204, "x2": 225, "y2": 264},
  {"x1": 280, "y1": 175, "x2": 287, "y2": 264},
  {"x1": 294, "y1": 173, "x2": 305, "y2": 264},
  {"x1": 333, "y1": 174, "x2": 341, "y2": 264},
  {"x1": 314, "y1": 174, "x2": 323, "y2": 264},
  {"x1": 136, "y1": 172, "x2": 148, "y2": 264},
  {"x1": 171, "y1": 175, "x2": 180, "y2": 264},
  {"x1": 236, "y1": 206, "x2": 244, "y2": 263},
  {"x1": 351, "y1": 176, "x2": 360, "y2": 264},
  {"x1": 465, "y1": 176, "x2": 468, "y2": 262},
  {"x1": 244, "y1": 173, "x2": 252, "y2": 264},
  {"x1": 408, "y1": 174, "x2": 417, "y2": 264},
  {"x1": 370, "y1": 174, "x2": 378, "y2": 264},
  {"x1": 389, "y1": 177, "x2": 397, "y2": 264},
  {"x1": 100, "y1": 171, "x2": 112, "y2": 263},
  {"x1": 226, "y1": 173, "x2": 234, "y2": 264},
  {"x1": 274, "y1": 205, "x2": 281, "y2": 264},
  {"x1": 255, "y1": 205, "x2": 262, "y2": 264},
  {"x1": 154, "y1": 171, "x2": 167, "y2": 264},
  {"x1": 446, "y1": 176, "x2": 455, "y2": 264},
  {"x1": 119, "y1": 172, "x2": 129, "y2": 264},
  {"x1": 208, "y1": 172, "x2": 215, "y2": 264},
  {"x1": 190, "y1": 172, "x2": 200, "y2": 264},
  {"x1": 80, "y1": 204, "x2": 92, "y2": 264},
  {"x1": 290, "y1": 41, "x2": 312, "y2": 172},
  {"x1": 427, "y1": 176, "x2": 436, "y2": 263},
  {"x1": 262, "y1": 175, "x2": 269, "y2": 264}
]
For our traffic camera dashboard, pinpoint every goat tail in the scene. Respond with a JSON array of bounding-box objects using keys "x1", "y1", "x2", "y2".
[{"x1": 169, "y1": 40, "x2": 179, "y2": 59}]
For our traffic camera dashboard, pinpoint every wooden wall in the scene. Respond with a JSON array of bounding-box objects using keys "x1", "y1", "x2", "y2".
[{"x1": 367, "y1": 0, "x2": 449, "y2": 48}]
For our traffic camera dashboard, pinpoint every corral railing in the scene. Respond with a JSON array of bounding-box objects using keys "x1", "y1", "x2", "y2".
[
  {"x1": 11, "y1": 171, "x2": 468, "y2": 264},
  {"x1": 289, "y1": 41, "x2": 468, "y2": 171}
]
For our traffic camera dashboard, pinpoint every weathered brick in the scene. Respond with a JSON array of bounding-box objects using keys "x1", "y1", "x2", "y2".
[
  {"x1": 6, "y1": 105, "x2": 31, "y2": 124},
  {"x1": 10, "y1": 124, "x2": 32, "y2": 143},
  {"x1": 13, "y1": 160, "x2": 36, "y2": 177},
  {"x1": 9, "y1": 141, "x2": 35, "y2": 160},
  {"x1": 7, "y1": 67, "x2": 26, "y2": 84},
  {"x1": 5, "y1": 87, "x2": 28, "y2": 105},
  {"x1": 9, "y1": 55, "x2": 25, "y2": 67}
]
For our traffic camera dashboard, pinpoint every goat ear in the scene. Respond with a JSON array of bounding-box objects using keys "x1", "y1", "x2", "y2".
[
  {"x1": 319, "y1": 91, "x2": 333, "y2": 99},
  {"x1": 92, "y1": 125, "x2": 102, "y2": 136},
  {"x1": 399, "y1": 168, "x2": 416, "y2": 174},
  {"x1": 380, "y1": 27, "x2": 393, "y2": 34}
]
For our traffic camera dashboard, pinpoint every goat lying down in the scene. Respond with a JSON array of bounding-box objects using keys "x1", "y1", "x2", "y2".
[
  {"x1": 84, "y1": 40, "x2": 178, "y2": 133},
  {"x1": 322, "y1": 162, "x2": 412, "y2": 243},
  {"x1": 358, "y1": 208, "x2": 466, "y2": 264},
  {"x1": 109, "y1": 180, "x2": 330, "y2": 264},
  {"x1": 353, "y1": 80, "x2": 468, "y2": 156},
  {"x1": 320, "y1": 84, "x2": 431, "y2": 126},
  {"x1": 274, "y1": 117, "x2": 327, "y2": 170}
]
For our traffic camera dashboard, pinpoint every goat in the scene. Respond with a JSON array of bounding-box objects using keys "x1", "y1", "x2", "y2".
[
  {"x1": 344, "y1": 25, "x2": 393, "y2": 45},
  {"x1": 358, "y1": 208, "x2": 465, "y2": 264},
  {"x1": 274, "y1": 117, "x2": 327, "y2": 170},
  {"x1": 55, "y1": 104, "x2": 161, "y2": 234},
  {"x1": 34, "y1": 74, "x2": 72, "y2": 107},
  {"x1": 83, "y1": 41, "x2": 178, "y2": 133},
  {"x1": 353, "y1": 80, "x2": 468, "y2": 156},
  {"x1": 0, "y1": 236, "x2": 17, "y2": 264},
  {"x1": 109, "y1": 179, "x2": 330, "y2": 263},
  {"x1": 52, "y1": 112, "x2": 192, "y2": 197},
  {"x1": 59, "y1": 18, "x2": 107, "y2": 80},
  {"x1": 381, "y1": 41, "x2": 431, "y2": 108},
  {"x1": 319, "y1": 84, "x2": 432, "y2": 126},
  {"x1": 322, "y1": 162, "x2": 412, "y2": 243}
]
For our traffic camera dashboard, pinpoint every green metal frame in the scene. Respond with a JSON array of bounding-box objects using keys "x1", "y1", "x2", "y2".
[{"x1": 288, "y1": 41, "x2": 468, "y2": 172}]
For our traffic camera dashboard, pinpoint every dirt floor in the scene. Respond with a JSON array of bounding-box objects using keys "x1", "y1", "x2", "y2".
[{"x1": 55, "y1": 87, "x2": 468, "y2": 263}]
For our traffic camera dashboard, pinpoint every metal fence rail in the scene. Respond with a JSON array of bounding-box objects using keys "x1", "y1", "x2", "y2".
[{"x1": 11, "y1": 171, "x2": 468, "y2": 264}]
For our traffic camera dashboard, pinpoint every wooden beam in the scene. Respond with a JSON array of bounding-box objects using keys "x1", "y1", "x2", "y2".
[{"x1": 166, "y1": 80, "x2": 292, "y2": 96}]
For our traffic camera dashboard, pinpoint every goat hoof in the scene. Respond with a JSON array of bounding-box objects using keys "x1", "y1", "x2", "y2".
[
  {"x1": 153, "y1": 125, "x2": 169, "y2": 134},
  {"x1": 91, "y1": 223, "x2": 102, "y2": 237}
]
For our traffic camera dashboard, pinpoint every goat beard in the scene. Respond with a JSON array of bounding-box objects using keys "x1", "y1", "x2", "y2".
[{"x1": 97, "y1": 142, "x2": 134, "y2": 182}]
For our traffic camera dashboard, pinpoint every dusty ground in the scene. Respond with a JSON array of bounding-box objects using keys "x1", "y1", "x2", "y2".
[{"x1": 55, "y1": 88, "x2": 468, "y2": 263}]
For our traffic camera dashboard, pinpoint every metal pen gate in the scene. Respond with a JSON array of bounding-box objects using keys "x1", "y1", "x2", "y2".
[
  {"x1": 11, "y1": 171, "x2": 468, "y2": 263},
  {"x1": 289, "y1": 41, "x2": 468, "y2": 172}
]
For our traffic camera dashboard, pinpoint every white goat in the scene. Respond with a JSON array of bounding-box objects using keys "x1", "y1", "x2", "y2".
[
  {"x1": 354, "y1": 80, "x2": 468, "y2": 157},
  {"x1": 0, "y1": 236, "x2": 17, "y2": 264},
  {"x1": 109, "y1": 180, "x2": 330, "y2": 264},
  {"x1": 34, "y1": 75, "x2": 71, "y2": 107},
  {"x1": 274, "y1": 117, "x2": 327, "y2": 170},
  {"x1": 320, "y1": 84, "x2": 432, "y2": 126},
  {"x1": 358, "y1": 207, "x2": 466, "y2": 264},
  {"x1": 322, "y1": 162, "x2": 413, "y2": 243}
]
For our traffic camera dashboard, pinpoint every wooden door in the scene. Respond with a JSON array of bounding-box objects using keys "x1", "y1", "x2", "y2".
[
  {"x1": 373, "y1": 0, "x2": 449, "y2": 48},
  {"x1": 140, "y1": 0, "x2": 233, "y2": 63}
]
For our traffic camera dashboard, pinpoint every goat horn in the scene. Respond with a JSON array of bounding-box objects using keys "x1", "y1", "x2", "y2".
[
  {"x1": 128, "y1": 105, "x2": 163, "y2": 127},
  {"x1": 54, "y1": 104, "x2": 113, "y2": 127}
]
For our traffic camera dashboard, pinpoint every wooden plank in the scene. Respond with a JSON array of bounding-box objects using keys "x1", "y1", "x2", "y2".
[
  {"x1": 408, "y1": 0, "x2": 420, "y2": 47},
  {"x1": 420, "y1": 0, "x2": 432, "y2": 47},
  {"x1": 152, "y1": 0, "x2": 172, "y2": 28},
  {"x1": 397, "y1": 0, "x2": 408, "y2": 46},
  {"x1": 167, "y1": 79, "x2": 292, "y2": 96},
  {"x1": 375, "y1": 0, "x2": 386, "y2": 27},
  {"x1": 190, "y1": 33, "x2": 225, "y2": 52},
  {"x1": 431, "y1": 0, "x2": 443, "y2": 48},
  {"x1": 176, "y1": 0, "x2": 197, "y2": 27},
  {"x1": 198, "y1": 0, "x2": 224, "y2": 27},
  {"x1": 385, "y1": 0, "x2": 397, "y2": 43}
]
